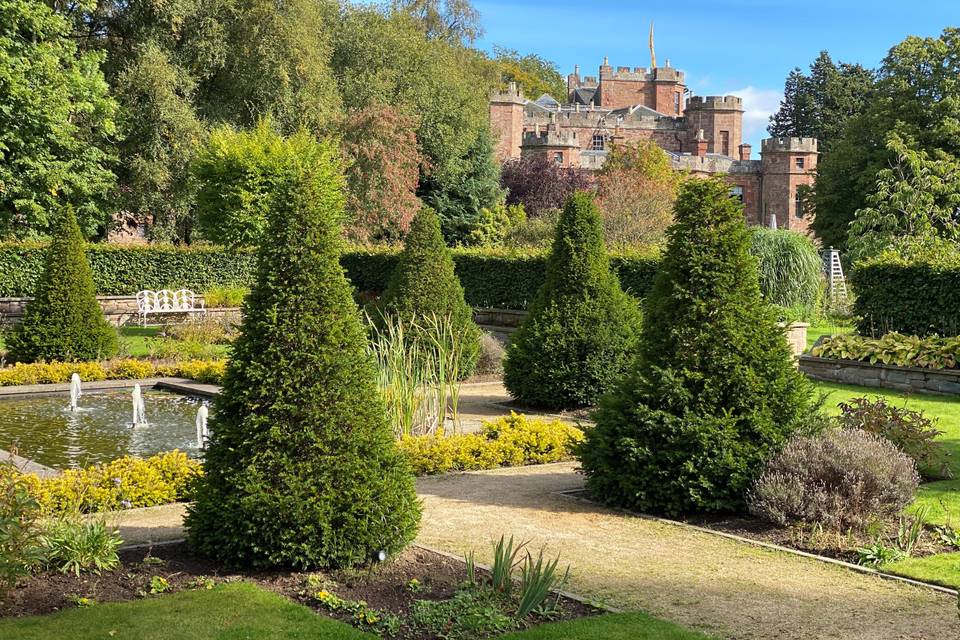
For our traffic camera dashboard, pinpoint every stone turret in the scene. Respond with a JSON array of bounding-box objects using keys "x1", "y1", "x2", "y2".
[
  {"x1": 489, "y1": 82, "x2": 526, "y2": 162},
  {"x1": 683, "y1": 96, "x2": 744, "y2": 157}
]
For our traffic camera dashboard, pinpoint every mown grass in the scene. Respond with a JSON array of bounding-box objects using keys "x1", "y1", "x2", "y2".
[
  {"x1": 0, "y1": 326, "x2": 231, "y2": 360},
  {"x1": 882, "y1": 552, "x2": 960, "y2": 590},
  {"x1": 0, "y1": 582, "x2": 709, "y2": 640},
  {"x1": 0, "y1": 582, "x2": 371, "y2": 640}
]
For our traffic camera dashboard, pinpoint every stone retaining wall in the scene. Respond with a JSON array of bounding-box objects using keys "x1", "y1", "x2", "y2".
[
  {"x1": 0, "y1": 296, "x2": 241, "y2": 327},
  {"x1": 799, "y1": 355, "x2": 960, "y2": 395}
]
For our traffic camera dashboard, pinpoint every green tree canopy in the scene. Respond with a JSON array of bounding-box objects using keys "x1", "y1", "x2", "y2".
[
  {"x1": 768, "y1": 51, "x2": 874, "y2": 152},
  {"x1": 192, "y1": 121, "x2": 331, "y2": 249},
  {"x1": 579, "y1": 178, "x2": 812, "y2": 514},
  {"x1": 848, "y1": 134, "x2": 960, "y2": 263},
  {"x1": 186, "y1": 135, "x2": 420, "y2": 569},
  {"x1": 0, "y1": 0, "x2": 117, "y2": 238},
  {"x1": 423, "y1": 129, "x2": 505, "y2": 244},
  {"x1": 814, "y1": 29, "x2": 960, "y2": 250},
  {"x1": 331, "y1": 6, "x2": 496, "y2": 211},
  {"x1": 491, "y1": 46, "x2": 566, "y2": 100}
]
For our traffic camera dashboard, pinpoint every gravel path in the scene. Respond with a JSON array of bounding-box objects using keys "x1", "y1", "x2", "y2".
[
  {"x1": 416, "y1": 462, "x2": 960, "y2": 640},
  {"x1": 114, "y1": 462, "x2": 960, "y2": 639}
]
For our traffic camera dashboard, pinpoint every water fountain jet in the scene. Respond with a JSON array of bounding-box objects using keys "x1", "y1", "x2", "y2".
[
  {"x1": 196, "y1": 405, "x2": 209, "y2": 449},
  {"x1": 130, "y1": 384, "x2": 147, "y2": 428},
  {"x1": 69, "y1": 373, "x2": 82, "y2": 412}
]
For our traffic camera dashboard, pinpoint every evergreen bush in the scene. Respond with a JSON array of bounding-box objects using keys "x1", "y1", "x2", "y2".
[
  {"x1": 6, "y1": 208, "x2": 117, "y2": 363},
  {"x1": 503, "y1": 192, "x2": 642, "y2": 409},
  {"x1": 579, "y1": 178, "x2": 813, "y2": 514},
  {"x1": 185, "y1": 137, "x2": 420, "y2": 569},
  {"x1": 378, "y1": 207, "x2": 482, "y2": 377}
]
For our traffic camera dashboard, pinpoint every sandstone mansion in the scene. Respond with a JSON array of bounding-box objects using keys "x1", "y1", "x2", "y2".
[{"x1": 489, "y1": 57, "x2": 817, "y2": 233}]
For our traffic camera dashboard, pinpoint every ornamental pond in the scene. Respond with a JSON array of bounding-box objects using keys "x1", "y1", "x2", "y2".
[{"x1": 0, "y1": 388, "x2": 210, "y2": 469}]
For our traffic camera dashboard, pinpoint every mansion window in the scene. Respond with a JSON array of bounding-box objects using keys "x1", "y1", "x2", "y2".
[
  {"x1": 719, "y1": 130, "x2": 730, "y2": 157},
  {"x1": 729, "y1": 185, "x2": 744, "y2": 203},
  {"x1": 591, "y1": 134, "x2": 606, "y2": 151},
  {"x1": 674, "y1": 92, "x2": 681, "y2": 114},
  {"x1": 553, "y1": 152, "x2": 564, "y2": 164},
  {"x1": 795, "y1": 156, "x2": 805, "y2": 169},
  {"x1": 795, "y1": 190, "x2": 804, "y2": 218}
]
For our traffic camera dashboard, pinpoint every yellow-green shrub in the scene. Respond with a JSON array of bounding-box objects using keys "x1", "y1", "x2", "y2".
[
  {"x1": 5, "y1": 451, "x2": 202, "y2": 514},
  {"x1": 0, "y1": 358, "x2": 227, "y2": 387},
  {"x1": 398, "y1": 413, "x2": 584, "y2": 475},
  {"x1": 104, "y1": 358, "x2": 156, "y2": 380}
]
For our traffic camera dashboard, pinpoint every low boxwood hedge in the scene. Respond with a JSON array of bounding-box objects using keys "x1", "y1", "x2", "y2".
[
  {"x1": 0, "y1": 243, "x2": 661, "y2": 310},
  {"x1": 3, "y1": 414, "x2": 583, "y2": 514},
  {"x1": 0, "y1": 358, "x2": 227, "y2": 386}
]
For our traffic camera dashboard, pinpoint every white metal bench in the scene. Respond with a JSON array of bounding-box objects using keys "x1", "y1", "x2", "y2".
[{"x1": 135, "y1": 289, "x2": 206, "y2": 327}]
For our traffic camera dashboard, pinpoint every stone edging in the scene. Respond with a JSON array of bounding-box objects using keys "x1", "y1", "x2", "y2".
[
  {"x1": 555, "y1": 489, "x2": 959, "y2": 598},
  {"x1": 799, "y1": 354, "x2": 960, "y2": 395}
]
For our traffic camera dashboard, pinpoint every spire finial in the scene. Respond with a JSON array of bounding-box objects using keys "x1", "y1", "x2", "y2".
[{"x1": 649, "y1": 21, "x2": 657, "y2": 69}]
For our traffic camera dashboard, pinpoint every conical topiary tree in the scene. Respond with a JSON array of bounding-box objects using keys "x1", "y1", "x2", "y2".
[
  {"x1": 6, "y1": 207, "x2": 117, "y2": 363},
  {"x1": 378, "y1": 206, "x2": 481, "y2": 377},
  {"x1": 185, "y1": 135, "x2": 420, "y2": 569},
  {"x1": 579, "y1": 177, "x2": 813, "y2": 515},
  {"x1": 503, "y1": 191, "x2": 642, "y2": 409}
]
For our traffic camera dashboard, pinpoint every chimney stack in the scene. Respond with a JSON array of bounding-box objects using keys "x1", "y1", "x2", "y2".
[
  {"x1": 738, "y1": 143, "x2": 752, "y2": 161},
  {"x1": 694, "y1": 129, "x2": 708, "y2": 157}
]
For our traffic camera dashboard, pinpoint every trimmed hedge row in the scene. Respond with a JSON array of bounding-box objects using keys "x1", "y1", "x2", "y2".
[
  {"x1": 4, "y1": 414, "x2": 583, "y2": 514},
  {"x1": 851, "y1": 251, "x2": 960, "y2": 337},
  {"x1": 0, "y1": 358, "x2": 227, "y2": 386},
  {"x1": 0, "y1": 243, "x2": 256, "y2": 298},
  {"x1": 1, "y1": 244, "x2": 661, "y2": 310}
]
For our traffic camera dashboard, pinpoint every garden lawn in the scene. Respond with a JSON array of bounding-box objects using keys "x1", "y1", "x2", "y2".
[
  {"x1": 0, "y1": 582, "x2": 370, "y2": 640},
  {"x1": 804, "y1": 321, "x2": 853, "y2": 351},
  {"x1": 882, "y1": 552, "x2": 960, "y2": 590},
  {"x1": 814, "y1": 380, "x2": 960, "y2": 588},
  {"x1": 0, "y1": 326, "x2": 230, "y2": 359},
  {"x1": 0, "y1": 581, "x2": 709, "y2": 640}
]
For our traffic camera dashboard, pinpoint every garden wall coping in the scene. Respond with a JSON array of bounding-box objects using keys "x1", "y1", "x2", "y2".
[{"x1": 799, "y1": 354, "x2": 960, "y2": 395}]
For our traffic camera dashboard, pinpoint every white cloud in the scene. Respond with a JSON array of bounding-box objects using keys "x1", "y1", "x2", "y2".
[{"x1": 726, "y1": 86, "x2": 782, "y2": 142}]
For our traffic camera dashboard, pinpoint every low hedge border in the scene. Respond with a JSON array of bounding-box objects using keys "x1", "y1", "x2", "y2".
[
  {"x1": 0, "y1": 243, "x2": 660, "y2": 311},
  {"x1": 0, "y1": 359, "x2": 227, "y2": 387},
  {"x1": 3, "y1": 414, "x2": 584, "y2": 514}
]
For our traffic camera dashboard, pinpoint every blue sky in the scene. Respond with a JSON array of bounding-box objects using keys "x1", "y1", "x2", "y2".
[{"x1": 474, "y1": 0, "x2": 960, "y2": 149}]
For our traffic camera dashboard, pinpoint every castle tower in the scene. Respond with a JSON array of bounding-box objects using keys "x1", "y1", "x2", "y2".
[
  {"x1": 683, "y1": 96, "x2": 743, "y2": 157},
  {"x1": 520, "y1": 118, "x2": 581, "y2": 168},
  {"x1": 489, "y1": 82, "x2": 526, "y2": 162},
  {"x1": 592, "y1": 59, "x2": 686, "y2": 114},
  {"x1": 760, "y1": 137, "x2": 818, "y2": 232}
]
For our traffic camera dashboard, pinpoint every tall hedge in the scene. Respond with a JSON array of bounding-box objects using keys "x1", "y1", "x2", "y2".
[
  {"x1": 0, "y1": 243, "x2": 660, "y2": 310},
  {"x1": 579, "y1": 178, "x2": 812, "y2": 515},
  {"x1": 185, "y1": 138, "x2": 420, "y2": 569},
  {"x1": 378, "y1": 207, "x2": 482, "y2": 376},
  {"x1": 6, "y1": 208, "x2": 117, "y2": 363},
  {"x1": 504, "y1": 192, "x2": 642, "y2": 409},
  {"x1": 851, "y1": 249, "x2": 960, "y2": 337}
]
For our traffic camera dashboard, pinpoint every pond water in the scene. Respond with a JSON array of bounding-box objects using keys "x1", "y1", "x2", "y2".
[{"x1": 0, "y1": 390, "x2": 211, "y2": 469}]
